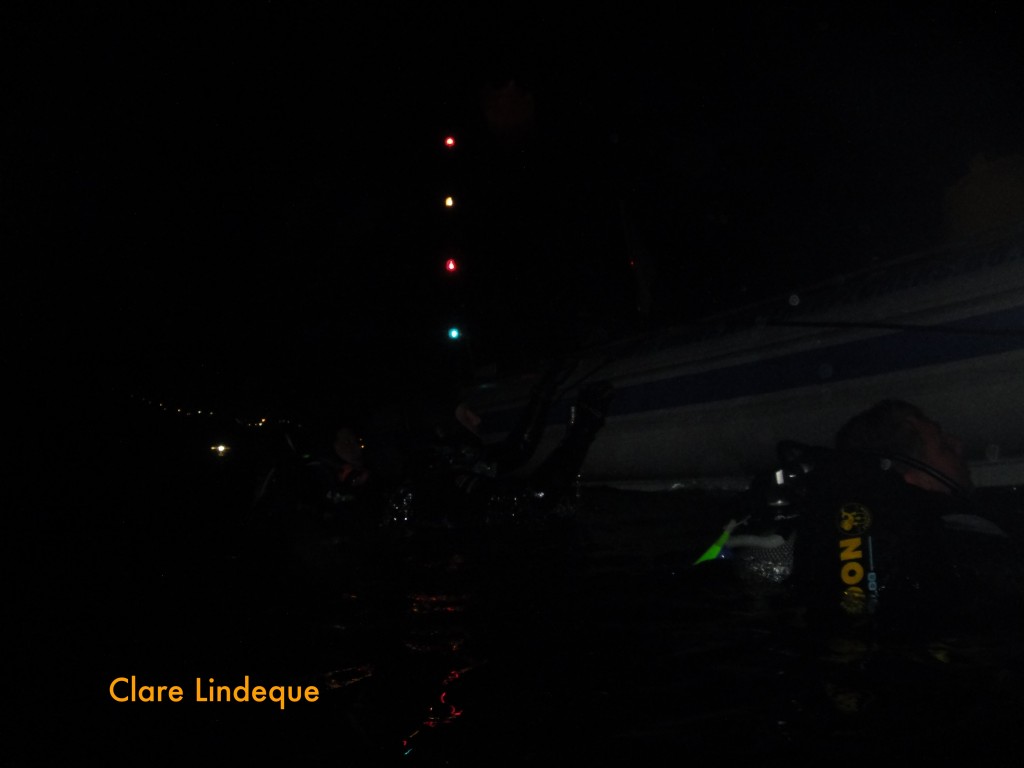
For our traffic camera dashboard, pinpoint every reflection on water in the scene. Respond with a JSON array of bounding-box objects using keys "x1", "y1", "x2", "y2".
[
  {"x1": 191, "y1": 481, "x2": 1024, "y2": 764},
  {"x1": 21, "y1": 410, "x2": 1024, "y2": 765}
]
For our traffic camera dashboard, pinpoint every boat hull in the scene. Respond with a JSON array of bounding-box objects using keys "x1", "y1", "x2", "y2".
[{"x1": 462, "y1": 230, "x2": 1024, "y2": 489}]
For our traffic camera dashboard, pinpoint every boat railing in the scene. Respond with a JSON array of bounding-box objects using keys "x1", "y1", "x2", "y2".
[{"x1": 637, "y1": 222, "x2": 1024, "y2": 352}]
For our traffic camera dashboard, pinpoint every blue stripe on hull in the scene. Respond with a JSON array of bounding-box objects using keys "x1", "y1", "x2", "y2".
[{"x1": 480, "y1": 304, "x2": 1024, "y2": 435}]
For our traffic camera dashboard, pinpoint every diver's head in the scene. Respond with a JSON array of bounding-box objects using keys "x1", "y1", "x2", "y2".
[
  {"x1": 836, "y1": 399, "x2": 973, "y2": 495},
  {"x1": 333, "y1": 426, "x2": 363, "y2": 466}
]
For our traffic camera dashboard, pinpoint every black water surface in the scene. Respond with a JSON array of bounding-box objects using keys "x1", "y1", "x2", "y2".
[{"x1": 15, "y1": 392, "x2": 1024, "y2": 766}]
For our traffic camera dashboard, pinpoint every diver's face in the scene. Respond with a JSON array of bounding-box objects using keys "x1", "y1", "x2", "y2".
[
  {"x1": 334, "y1": 429, "x2": 362, "y2": 463},
  {"x1": 906, "y1": 416, "x2": 973, "y2": 493}
]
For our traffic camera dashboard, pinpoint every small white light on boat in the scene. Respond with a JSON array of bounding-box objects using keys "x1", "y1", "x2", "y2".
[
  {"x1": 444, "y1": 196, "x2": 454, "y2": 208},
  {"x1": 211, "y1": 444, "x2": 230, "y2": 457},
  {"x1": 774, "y1": 469, "x2": 786, "y2": 485}
]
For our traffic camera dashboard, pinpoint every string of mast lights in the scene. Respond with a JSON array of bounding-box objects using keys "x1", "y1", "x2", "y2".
[{"x1": 440, "y1": 132, "x2": 464, "y2": 343}]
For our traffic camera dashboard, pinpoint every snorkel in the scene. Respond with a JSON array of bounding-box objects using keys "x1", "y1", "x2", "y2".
[{"x1": 693, "y1": 517, "x2": 747, "y2": 564}]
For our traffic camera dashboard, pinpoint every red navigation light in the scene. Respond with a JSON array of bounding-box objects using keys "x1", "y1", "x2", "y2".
[
  {"x1": 445, "y1": 258, "x2": 458, "y2": 273},
  {"x1": 444, "y1": 135, "x2": 456, "y2": 148}
]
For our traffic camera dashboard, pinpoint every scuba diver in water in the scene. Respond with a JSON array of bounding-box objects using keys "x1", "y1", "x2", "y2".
[
  {"x1": 386, "y1": 359, "x2": 615, "y2": 528},
  {"x1": 245, "y1": 356, "x2": 614, "y2": 568},
  {"x1": 694, "y1": 399, "x2": 1024, "y2": 754},
  {"x1": 714, "y1": 399, "x2": 1024, "y2": 627},
  {"x1": 241, "y1": 419, "x2": 381, "y2": 600},
  {"x1": 295, "y1": 425, "x2": 374, "y2": 528}
]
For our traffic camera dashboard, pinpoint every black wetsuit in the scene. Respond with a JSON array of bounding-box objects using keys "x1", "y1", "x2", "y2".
[
  {"x1": 778, "y1": 451, "x2": 1024, "y2": 641},
  {"x1": 730, "y1": 446, "x2": 1024, "y2": 754}
]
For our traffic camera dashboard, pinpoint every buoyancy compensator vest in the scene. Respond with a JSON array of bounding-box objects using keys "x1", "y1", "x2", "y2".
[{"x1": 705, "y1": 440, "x2": 1024, "y2": 641}]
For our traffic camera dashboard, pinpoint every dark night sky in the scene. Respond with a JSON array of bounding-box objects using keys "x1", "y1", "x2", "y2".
[{"x1": 9, "y1": 2, "x2": 1024, "y2": 423}]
